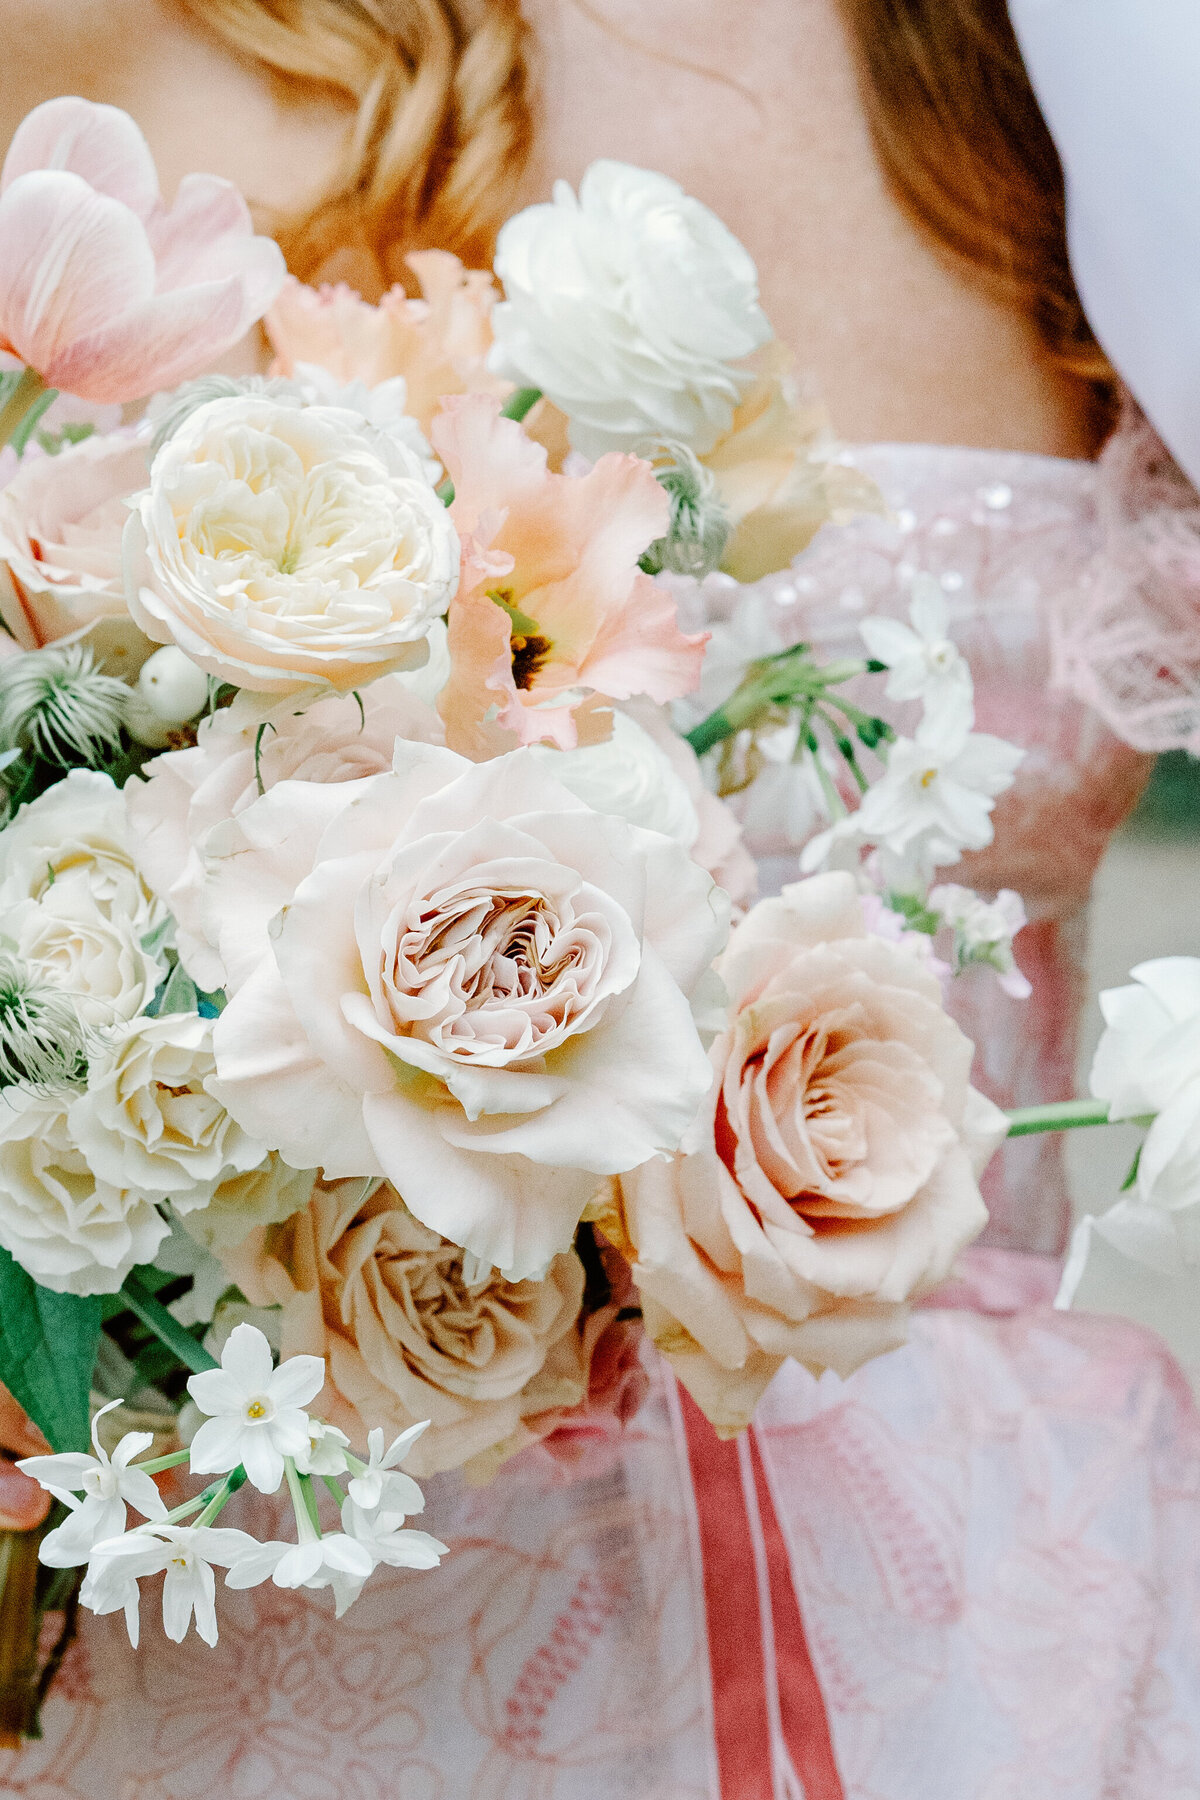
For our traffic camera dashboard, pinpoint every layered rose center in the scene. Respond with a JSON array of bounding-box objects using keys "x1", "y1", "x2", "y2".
[
  {"x1": 359, "y1": 852, "x2": 637, "y2": 1068},
  {"x1": 718, "y1": 990, "x2": 952, "y2": 1223}
]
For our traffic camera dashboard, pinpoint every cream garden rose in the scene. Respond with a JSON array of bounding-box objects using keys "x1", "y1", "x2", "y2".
[
  {"x1": 612, "y1": 872, "x2": 1005, "y2": 1433},
  {"x1": 197, "y1": 744, "x2": 726, "y2": 1278},
  {"x1": 127, "y1": 679, "x2": 443, "y2": 991},
  {"x1": 68, "y1": 1013, "x2": 267, "y2": 1205},
  {"x1": 224, "y1": 1177, "x2": 590, "y2": 1479},
  {"x1": 0, "y1": 1089, "x2": 169, "y2": 1294},
  {"x1": 0, "y1": 770, "x2": 165, "y2": 937},
  {"x1": 124, "y1": 394, "x2": 459, "y2": 695},
  {"x1": 490, "y1": 161, "x2": 771, "y2": 459}
]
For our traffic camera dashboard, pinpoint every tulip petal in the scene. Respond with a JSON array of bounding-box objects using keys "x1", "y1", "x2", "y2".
[
  {"x1": 0, "y1": 172, "x2": 154, "y2": 375},
  {"x1": 45, "y1": 275, "x2": 256, "y2": 405},
  {"x1": 149, "y1": 173, "x2": 284, "y2": 317},
  {"x1": 2, "y1": 97, "x2": 160, "y2": 217}
]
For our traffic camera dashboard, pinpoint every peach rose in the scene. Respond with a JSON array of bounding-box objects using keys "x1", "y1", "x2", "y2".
[
  {"x1": 265, "y1": 252, "x2": 508, "y2": 436},
  {"x1": 434, "y1": 394, "x2": 707, "y2": 756},
  {"x1": 0, "y1": 430, "x2": 153, "y2": 660},
  {"x1": 611, "y1": 872, "x2": 1005, "y2": 1434},
  {"x1": 224, "y1": 1176, "x2": 591, "y2": 1480},
  {"x1": 126, "y1": 679, "x2": 443, "y2": 991}
]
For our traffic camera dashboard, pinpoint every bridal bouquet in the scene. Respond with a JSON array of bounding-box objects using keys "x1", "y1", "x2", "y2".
[{"x1": 0, "y1": 96, "x2": 1039, "y2": 1714}]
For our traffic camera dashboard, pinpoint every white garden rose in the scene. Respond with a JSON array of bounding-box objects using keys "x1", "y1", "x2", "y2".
[
  {"x1": 530, "y1": 710, "x2": 700, "y2": 847},
  {"x1": 180, "y1": 1153, "x2": 317, "y2": 1252},
  {"x1": 0, "y1": 1088, "x2": 169, "y2": 1294},
  {"x1": 124, "y1": 394, "x2": 460, "y2": 695},
  {"x1": 68, "y1": 1013, "x2": 267, "y2": 1203},
  {"x1": 199, "y1": 744, "x2": 728, "y2": 1278},
  {"x1": 0, "y1": 770, "x2": 165, "y2": 937},
  {"x1": 6, "y1": 886, "x2": 163, "y2": 1030},
  {"x1": 1090, "y1": 957, "x2": 1200, "y2": 1212},
  {"x1": 490, "y1": 161, "x2": 772, "y2": 459}
]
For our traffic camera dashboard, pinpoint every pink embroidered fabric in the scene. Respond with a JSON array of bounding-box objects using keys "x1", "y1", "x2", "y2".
[{"x1": 9, "y1": 437, "x2": 1200, "y2": 1800}]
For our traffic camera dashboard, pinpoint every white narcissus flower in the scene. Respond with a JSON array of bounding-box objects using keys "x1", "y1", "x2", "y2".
[
  {"x1": 341, "y1": 1498, "x2": 447, "y2": 1572},
  {"x1": 293, "y1": 1418, "x2": 351, "y2": 1478},
  {"x1": 928, "y1": 883, "x2": 1031, "y2": 999},
  {"x1": 201, "y1": 745, "x2": 727, "y2": 1279},
  {"x1": 1090, "y1": 958, "x2": 1200, "y2": 1214},
  {"x1": 802, "y1": 706, "x2": 1023, "y2": 889},
  {"x1": 490, "y1": 161, "x2": 771, "y2": 459},
  {"x1": 222, "y1": 1530, "x2": 376, "y2": 1619},
  {"x1": 82, "y1": 1524, "x2": 255, "y2": 1647},
  {"x1": 68, "y1": 1012, "x2": 267, "y2": 1204},
  {"x1": 186, "y1": 1322, "x2": 325, "y2": 1494},
  {"x1": 124, "y1": 394, "x2": 460, "y2": 696},
  {"x1": 346, "y1": 1423, "x2": 428, "y2": 1513},
  {"x1": 19, "y1": 1398, "x2": 166, "y2": 1567},
  {"x1": 859, "y1": 577, "x2": 971, "y2": 711}
]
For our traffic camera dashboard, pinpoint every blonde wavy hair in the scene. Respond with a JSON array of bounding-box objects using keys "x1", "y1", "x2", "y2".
[{"x1": 179, "y1": 0, "x2": 533, "y2": 288}]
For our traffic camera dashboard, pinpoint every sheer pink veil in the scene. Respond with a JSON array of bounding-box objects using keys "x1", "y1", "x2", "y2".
[{"x1": 1010, "y1": 0, "x2": 1200, "y2": 753}]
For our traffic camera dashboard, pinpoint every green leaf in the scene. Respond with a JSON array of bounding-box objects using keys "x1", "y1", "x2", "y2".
[{"x1": 0, "y1": 1248, "x2": 100, "y2": 1450}]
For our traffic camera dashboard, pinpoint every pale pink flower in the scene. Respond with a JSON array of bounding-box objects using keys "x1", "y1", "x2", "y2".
[
  {"x1": 434, "y1": 395, "x2": 707, "y2": 756},
  {"x1": 0, "y1": 97, "x2": 284, "y2": 404},
  {"x1": 0, "y1": 429, "x2": 150, "y2": 652},
  {"x1": 610, "y1": 872, "x2": 1006, "y2": 1433},
  {"x1": 266, "y1": 252, "x2": 508, "y2": 435},
  {"x1": 202, "y1": 743, "x2": 727, "y2": 1277},
  {"x1": 126, "y1": 681, "x2": 443, "y2": 992}
]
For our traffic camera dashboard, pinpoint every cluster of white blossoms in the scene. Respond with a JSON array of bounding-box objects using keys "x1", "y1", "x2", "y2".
[
  {"x1": 0, "y1": 773, "x2": 304, "y2": 1294},
  {"x1": 18, "y1": 1324, "x2": 444, "y2": 1646}
]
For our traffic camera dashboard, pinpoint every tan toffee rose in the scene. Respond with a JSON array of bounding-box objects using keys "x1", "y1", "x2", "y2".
[
  {"x1": 223, "y1": 1176, "x2": 596, "y2": 1479},
  {"x1": 609, "y1": 872, "x2": 1006, "y2": 1434}
]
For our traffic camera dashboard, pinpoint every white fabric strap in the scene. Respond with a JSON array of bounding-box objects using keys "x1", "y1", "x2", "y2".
[{"x1": 1009, "y1": 0, "x2": 1200, "y2": 488}]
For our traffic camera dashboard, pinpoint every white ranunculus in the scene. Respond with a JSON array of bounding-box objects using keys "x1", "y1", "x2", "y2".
[
  {"x1": 6, "y1": 886, "x2": 163, "y2": 1031},
  {"x1": 0, "y1": 770, "x2": 166, "y2": 937},
  {"x1": 1090, "y1": 957, "x2": 1200, "y2": 1211},
  {"x1": 68, "y1": 1013, "x2": 267, "y2": 1203},
  {"x1": 125, "y1": 395, "x2": 460, "y2": 696},
  {"x1": 490, "y1": 161, "x2": 772, "y2": 460},
  {"x1": 0, "y1": 1089, "x2": 169, "y2": 1294},
  {"x1": 530, "y1": 710, "x2": 700, "y2": 847}
]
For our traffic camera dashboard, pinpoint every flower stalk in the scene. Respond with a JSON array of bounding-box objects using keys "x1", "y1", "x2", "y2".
[
  {"x1": 120, "y1": 1271, "x2": 218, "y2": 1375},
  {"x1": 1004, "y1": 1099, "x2": 1114, "y2": 1138},
  {"x1": 0, "y1": 1527, "x2": 42, "y2": 1746},
  {"x1": 0, "y1": 369, "x2": 49, "y2": 455},
  {"x1": 685, "y1": 647, "x2": 882, "y2": 757}
]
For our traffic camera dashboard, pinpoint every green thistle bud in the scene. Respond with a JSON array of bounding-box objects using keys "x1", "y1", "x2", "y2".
[
  {"x1": 0, "y1": 953, "x2": 88, "y2": 1090},
  {"x1": 639, "y1": 440, "x2": 731, "y2": 581},
  {"x1": 0, "y1": 644, "x2": 130, "y2": 770}
]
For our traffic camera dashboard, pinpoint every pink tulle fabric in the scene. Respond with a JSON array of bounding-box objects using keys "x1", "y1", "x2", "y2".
[
  {"x1": 9, "y1": 431, "x2": 1200, "y2": 1800},
  {"x1": 1053, "y1": 399, "x2": 1200, "y2": 755}
]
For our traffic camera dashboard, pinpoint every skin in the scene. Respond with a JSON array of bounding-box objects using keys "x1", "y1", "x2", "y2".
[{"x1": 0, "y1": 0, "x2": 1094, "y2": 453}]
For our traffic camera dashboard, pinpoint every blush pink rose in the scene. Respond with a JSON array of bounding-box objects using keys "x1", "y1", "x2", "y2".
[
  {"x1": 200, "y1": 744, "x2": 727, "y2": 1277},
  {"x1": 266, "y1": 252, "x2": 508, "y2": 435},
  {"x1": 0, "y1": 430, "x2": 150, "y2": 653},
  {"x1": 434, "y1": 394, "x2": 707, "y2": 756},
  {"x1": 126, "y1": 681, "x2": 444, "y2": 992},
  {"x1": 0, "y1": 97, "x2": 284, "y2": 404},
  {"x1": 612, "y1": 872, "x2": 1006, "y2": 1433}
]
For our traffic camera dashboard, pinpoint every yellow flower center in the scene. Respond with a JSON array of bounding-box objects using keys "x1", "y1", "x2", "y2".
[
  {"x1": 246, "y1": 1399, "x2": 269, "y2": 1421},
  {"x1": 919, "y1": 767, "x2": 938, "y2": 789}
]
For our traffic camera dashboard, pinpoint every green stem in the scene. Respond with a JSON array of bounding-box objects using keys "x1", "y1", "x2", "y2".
[
  {"x1": 120, "y1": 1271, "x2": 218, "y2": 1375},
  {"x1": 501, "y1": 385, "x2": 542, "y2": 424},
  {"x1": 0, "y1": 369, "x2": 48, "y2": 454},
  {"x1": 137, "y1": 1449, "x2": 193, "y2": 1476},
  {"x1": 1005, "y1": 1099, "x2": 1113, "y2": 1138},
  {"x1": 194, "y1": 1470, "x2": 241, "y2": 1528},
  {"x1": 322, "y1": 1473, "x2": 347, "y2": 1509}
]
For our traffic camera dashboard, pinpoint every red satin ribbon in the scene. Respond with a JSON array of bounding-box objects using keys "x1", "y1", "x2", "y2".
[{"x1": 676, "y1": 1382, "x2": 845, "y2": 1800}]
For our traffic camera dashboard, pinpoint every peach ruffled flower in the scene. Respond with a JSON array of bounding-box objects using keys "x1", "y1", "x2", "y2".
[
  {"x1": 607, "y1": 872, "x2": 1006, "y2": 1434},
  {"x1": 224, "y1": 1176, "x2": 594, "y2": 1481},
  {"x1": 0, "y1": 97, "x2": 284, "y2": 404},
  {"x1": 265, "y1": 252, "x2": 509, "y2": 437},
  {"x1": 434, "y1": 394, "x2": 707, "y2": 756}
]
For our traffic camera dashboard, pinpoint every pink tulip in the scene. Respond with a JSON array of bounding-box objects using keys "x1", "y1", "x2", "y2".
[{"x1": 0, "y1": 97, "x2": 285, "y2": 404}]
